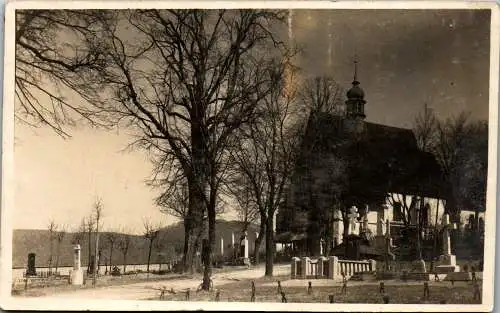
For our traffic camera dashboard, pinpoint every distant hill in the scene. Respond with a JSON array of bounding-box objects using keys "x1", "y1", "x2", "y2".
[{"x1": 13, "y1": 220, "x2": 262, "y2": 268}]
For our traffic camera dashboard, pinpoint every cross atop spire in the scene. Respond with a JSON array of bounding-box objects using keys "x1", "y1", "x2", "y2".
[{"x1": 353, "y1": 54, "x2": 359, "y2": 83}]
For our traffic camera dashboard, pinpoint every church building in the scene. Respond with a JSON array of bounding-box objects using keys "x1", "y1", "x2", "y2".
[{"x1": 275, "y1": 62, "x2": 447, "y2": 259}]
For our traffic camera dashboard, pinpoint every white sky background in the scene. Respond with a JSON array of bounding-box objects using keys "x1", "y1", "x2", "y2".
[{"x1": 13, "y1": 9, "x2": 490, "y2": 234}]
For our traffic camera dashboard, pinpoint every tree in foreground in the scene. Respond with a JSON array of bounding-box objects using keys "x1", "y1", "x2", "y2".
[
  {"x1": 230, "y1": 60, "x2": 300, "y2": 276},
  {"x1": 82, "y1": 10, "x2": 290, "y2": 288}
]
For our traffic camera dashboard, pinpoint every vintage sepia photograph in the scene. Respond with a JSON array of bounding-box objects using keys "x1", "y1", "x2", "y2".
[{"x1": 1, "y1": 1, "x2": 498, "y2": 311}]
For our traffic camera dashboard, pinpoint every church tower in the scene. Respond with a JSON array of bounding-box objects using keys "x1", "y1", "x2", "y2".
[{"x1": 344, "y1": 57, "x2": 366, "y2": 134}]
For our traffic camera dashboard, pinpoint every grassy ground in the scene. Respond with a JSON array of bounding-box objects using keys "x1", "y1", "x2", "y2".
[
  {"x1": 11, "y1": 265, "x2": 254, "y2": 297},
  {"x1": 11, "y1": 273, "x2": 191, "y2": 297},
  {"x1": 151, "y1": 277, "x2": 482, "y2": 304}
]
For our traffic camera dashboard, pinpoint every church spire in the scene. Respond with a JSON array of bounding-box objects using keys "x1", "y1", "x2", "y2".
[
  {"x1": 345, "y1": 55, "x2": 366, "y2": 121},
  {"x1": 353, "y1": 54, "x2": 359, "y2": 83}
]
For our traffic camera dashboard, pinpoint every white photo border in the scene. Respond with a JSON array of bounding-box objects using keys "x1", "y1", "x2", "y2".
[{"x1": 1, "y1": 1, "x2": 498, "y2": 311}]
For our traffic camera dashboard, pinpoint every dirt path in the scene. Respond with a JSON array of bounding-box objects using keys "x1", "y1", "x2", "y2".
[{"x1": 36, "y1": 264, "x2": 290, "y2": 300}]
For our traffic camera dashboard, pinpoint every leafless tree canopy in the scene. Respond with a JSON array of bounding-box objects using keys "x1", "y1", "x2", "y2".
[
  {"x1": 15, "y1": 10, "x2": 112, "y2": 137},
  {"x1": 298, "y1": 76, "x2": 345, "y2": 116},
  {"x1": 229, "y1": 55, "x2": 301, "y2": 274},
  {"x1": 413, "y1": 108, "x2": 488, "y2": 218}
]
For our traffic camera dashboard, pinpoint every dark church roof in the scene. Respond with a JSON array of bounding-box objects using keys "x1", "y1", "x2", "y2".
[{"x1": 294, "y1": 111, "x2": 445, "y2": 202}]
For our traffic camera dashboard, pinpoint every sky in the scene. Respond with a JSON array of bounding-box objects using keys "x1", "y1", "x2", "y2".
[{"x1": 13, "y1": 9, "x2": 491, "y2": 234}]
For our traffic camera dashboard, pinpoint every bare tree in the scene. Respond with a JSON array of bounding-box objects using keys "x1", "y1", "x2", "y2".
[
  {"x1": 118, "y1": 229, "x2": 133, "y2": 274},
  {"x1": 432, "y1": 111, "x2": 474, "y2": 221},
  {"x1": 55, "y1": 224, "x2": 67, "y2": 273},
  {"x1": 230, "y1": 58, "x2": 300, "y2": 276},
  {"x1": 83, "y1": 215, "x2": 95, "y2": 274},
  {"x1": 414, "y1": 103, "x2": 438, "y2": 152},
  {"x1": 414, "y1": 108, "x2": 487, "y2": 258},
  {"x1": 226, "y1": 175, "x2": 260, "y2": 261},
  {"x1": 104, "y1": 229, "x2": 119, "y2": 269},
  {"x1": 143, "y1": 218, "x2": 162, "y2": 275},
  {"x1": 80, "y1": 10, "x2": 290, "y2": 289},
  {"x1": 298, "y1": 76, "x2": 345, "y2": 116},
  {"x1": 92, "y1": 198, "x2": 103, "y2": 287},
  {"x1": 47, "y1": 219, "x2": 57, "y2": 274},
  {"x1": 15, "y1": 10, "x2": 112, "y2": 137}
]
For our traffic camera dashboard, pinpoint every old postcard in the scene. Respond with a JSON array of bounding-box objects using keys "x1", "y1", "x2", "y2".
[{"x1": 1, "y1": 1, "x2": 498, "y2": 311}]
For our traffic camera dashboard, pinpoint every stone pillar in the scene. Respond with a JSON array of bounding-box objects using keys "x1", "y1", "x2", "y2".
[
  {"x1": 220, "y1": 237, "x2": 224, "y2": 256},
  {"x1": 370, "y1": 259, "x2": 377, "y2": 272},
  {"x1": 318, "y1": 256, "x2": 327, "y2": 277},
  {"x1": 435, "y1": 213, "x2": 459, "y2": 273},
  {"x1": 300, "y1": 257, "x2": 309, "y2": 279},
  {"x1": 291, "y1": 257, "x2": 300, "y2": 279},
  {"x1": 71, "y1": 245, "x2": 83, "y2": 286},
  {"x1": 328, "y1": 256, "x2": 339, "y2": 280},
  {"x1": 243, "y1": 235, "x2": 249, "y2": 259}
]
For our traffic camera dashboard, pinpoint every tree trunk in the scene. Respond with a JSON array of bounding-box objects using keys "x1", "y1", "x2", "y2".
[
  {"x1": 87, "y1": 230, "x2": 92, "y2": 274},
  {"x1": 325, "y1": 214, "x2": 332, "y2": 257},
  {"x1": 182, "y1": 221, "x2": 200, "y2": 274},
  {"x1": 147, "y1": 239, "x2": 153, "y2": 273},
  {"x1": 253, "y1": 217, "x2": 266, "y2": 264},
  {"x1": 264, "y1": 214, "x2": 275, "y2": 276},
  {"x1": 123, "y1": 254, "x2": 127, "y2": 274},
  {"x1": 202, "y1": 203, "x2": 216, "y2": 290},
  {"x1": 55, "y1": 244, "x2": 60, "y2": 273},
  {"x1": 109, "y1": 244, "x2": 114, "y2": 267},
  {"x1": 182, "y1": 185, "x2": 204, "y2": 274},
  {"x1": 343, "y1": 211, "x2": 350, "y2": 257},
  {"x1": 416, "y1": 197, "x2": 423, "y2": 260}
]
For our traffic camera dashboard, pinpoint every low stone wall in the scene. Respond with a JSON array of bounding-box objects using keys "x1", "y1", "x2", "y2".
[{"x1": 291, "y1": 256, "x2": 376, "y2": 280}]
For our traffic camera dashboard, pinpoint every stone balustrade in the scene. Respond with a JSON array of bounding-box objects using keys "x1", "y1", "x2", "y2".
[{"x1": 291, "y1": 256, "x2": 376, "y2": 280}]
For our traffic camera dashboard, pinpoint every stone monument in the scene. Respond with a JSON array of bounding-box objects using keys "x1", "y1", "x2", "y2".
[
  {"x1": 347, "y1": 206, "x2": 360, "y2": 235},
  {"x1": 435, "y1": 213, "x2": 460, "y2": 273},
  {"x1": 220, "y1": 237, "x2": 224, "y2": 256},
  {"x1": 26, "y1": 253, "x2": 36, "y2": 276},
  {"x1": 243, "y1": 232, "x2": 249, "y2": 264},
  {"x1": 70, "y1": 244, "x2": 84, "y2": 285}
]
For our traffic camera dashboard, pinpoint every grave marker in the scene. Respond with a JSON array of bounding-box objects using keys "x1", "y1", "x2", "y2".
[
  {"x1": 435, "y1": 214, "x2": 460, "y2": 273},
  {"x1": 341, "y1": 279, "x2": 347, "y2": 295},
  {"x1": 250, "y1": 281, "x2": 256, "y2": 302},
  {"x1": 26, "y1": 253, "x2": 36, "y2": 276},
  {"x1": 473, "y1": 283, "x2": 481, "y2": 301},
  {"x1": 281, "y1": 291, "x2": 287, "y2": 303},
  {"x1": 347, "y1": 206, "x2": 360, "y2": 235},
  {"x1": 379, "y1": 282, "x2": 385, "y2": 294},
  {"x1": 423, "y1": 282, "x2": 430, "y2": 300},
  {"x1": 383, "y1": 295, "x2": 390, "y2": 304},
  {"x1": 70, "y1": 245, "x2": 83, "y2": 286}
]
